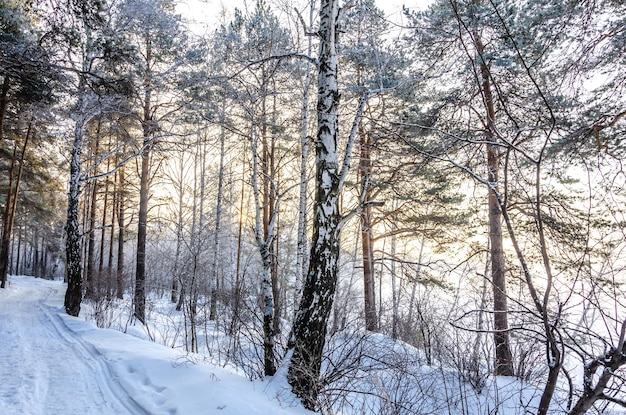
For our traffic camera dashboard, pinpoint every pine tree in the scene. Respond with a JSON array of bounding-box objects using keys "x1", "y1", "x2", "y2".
[{"x1": 117, "y1": 0, "x2": 187, "y2": 323}]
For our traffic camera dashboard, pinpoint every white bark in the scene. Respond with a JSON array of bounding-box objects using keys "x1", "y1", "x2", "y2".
[
  {"x1": 250, "y1": 117, "x2": 277, "y2": 376},
  {"x1": 294, "y1": 0, "x2": 315, "y2": 318}
]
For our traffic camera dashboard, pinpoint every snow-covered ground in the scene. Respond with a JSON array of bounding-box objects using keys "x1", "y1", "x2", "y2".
[
  {"x1": 2, "y1": 275, "x2": 624, "y2": 415},
  {"x1": 0, "y1": 275, "x2": 312, "y2": 415}
]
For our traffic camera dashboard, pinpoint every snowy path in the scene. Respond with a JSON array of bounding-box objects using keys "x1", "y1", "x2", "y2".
[
  {"x1": 0, "y1": 278, "x2": 147, "y2": 415},
  {"x1": 0, "y1": 276, "x2": 311, "y2": 415}
]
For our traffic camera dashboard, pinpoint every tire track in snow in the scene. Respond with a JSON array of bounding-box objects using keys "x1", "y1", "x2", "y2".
[{"x1": 36, "y1": 289, "x2": 151, "y2": 415}]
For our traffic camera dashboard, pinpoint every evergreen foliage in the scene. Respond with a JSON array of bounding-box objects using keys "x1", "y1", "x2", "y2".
[{"x1": 1, "y1": 0, "x2": 625, "y2": 413}]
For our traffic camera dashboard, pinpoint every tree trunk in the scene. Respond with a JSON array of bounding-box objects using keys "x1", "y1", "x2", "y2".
[
  {"x1": 116, "y1": 163, "x2": 125, "y2": 299},
  {"x1": 86, "y1": 124, "x2": 102, "y2": 299},
  {"x1": 288, "y1": 0, "x2": 341, "y2": 408},
  {"x1": 0, "y1": 119, "x2": 32, "y2": 287},
  {"x1": 134, "y1": 141, "x2": 150, "y2": 323},
  {"x1": 99, "y1": 155, "x2": 110, "y2": 296},
  {"x1": 294, "y1": 1, "x2": 314, "y2": 319},
  {"x1": 33, "y1": 231, "x2": 40, "y2": 277},
  {"x1": 1, "y1": 148, "x2": 18, "y2": 288},
  {"x1": 390, "y1": 217, "x2": 399, "y2": 340},
  {"x1": 134, "y1": 36, "x2": 154, "y2": 324},
  {"x1": 210, "y1": 115, "x2": 226, "y2": 317},
  {"x1": 65, "y1": 113, "x2": 86, "y2": 316},
  {"x1": 259, "y1": 91, "x2": 282, "y2": 336},
  {"x1": 0, "y1": 76, "x2": 10, "y2": 144},
  {"x1": 16, "y1": 224, "x2": 22, "y2": 276},
  {"x1": 251, "y1": 116, "x2": 277, "y2": 376},
  {"x1": 261, "y1": 251, "x2": 276, "y2": 376},
  {"x1": 229, "y1": 166, "x2": 246, "y2": 335},
  {"x1": 270, "y1": 218, "x2": 281, "y2": 335},
  {"x1": 359, "y1": 124, "x2": 377, "y2": 332},
  {"x1": 85, "y1": 177, "x2": 98, "y2": 299},
  {"x1": 475, "y1": 34, "x2": 515, "y2": 377},
  {"x1": 172, "y1": 157, "x2": 185, "y2": 304},
  {"x1": 269, "y1": 95, "x2": 281, "y2": 336},
  {"x1": 107, "y1": 169, "x2": 116, "y2": 299},
  {"x1": 42, "y1": 245, "x2": 49, "y2": 278}
]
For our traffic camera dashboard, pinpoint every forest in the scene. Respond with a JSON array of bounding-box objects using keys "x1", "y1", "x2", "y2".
[{"x1": 1, "y1": 0, "x2": 625, "y2": 413}]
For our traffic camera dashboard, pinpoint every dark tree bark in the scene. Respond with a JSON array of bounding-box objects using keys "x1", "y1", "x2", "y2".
[
  {"x1": 359, "y1": 124, "x2": 377, "y2": 332},
  {"x1": 134, "y1": 138, "x2": 150, "y2": 323},
  {"x1": 15, "y1": 224, "x2": 22, "y2": 276},
  {"x1": 1, "y1": 147, "x2": 19, "y2": 288},
  {"x1": 32, "y1": 231, "x2": 40, "y2": 277},
  {"x1": 99, "y1": 155, "x2": 111, "y2": 296},
  {"x1": 116, "y1": 162, "x2": 125, "y2": 300},
  {"x1": 106, "y1": 166, "x2": 116, "y2": 299},
  {"x1": 0, "y1": 119, "x2": 32, "y2": 287},
  {"x1": 568, "y1": 325, "x2": 626, "y2": 415},
  {"x1": 0, "y1": 76, "x2": 9, "y2": 145},
  {"x1": 85, "y1": 177, "x2": 98, "y2": 299},
  {"x1": 134, "y1": 34, "x2": 153, "y2": 324},
  {"x1": 172, "y1": 157, "x2": 184, "y2": 304},
  {"x1": 475, "y1": 34, "x2": 515, "y2": 377}
]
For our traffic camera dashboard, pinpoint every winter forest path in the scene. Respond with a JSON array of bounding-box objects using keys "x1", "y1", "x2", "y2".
[{"x1": 0, "y1": 277, "x2": 148, "y2": 415}]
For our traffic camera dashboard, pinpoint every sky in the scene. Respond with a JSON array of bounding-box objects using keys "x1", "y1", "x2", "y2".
[{"x1": 177, "y1": 0, "x2": 434, "y2": 33}]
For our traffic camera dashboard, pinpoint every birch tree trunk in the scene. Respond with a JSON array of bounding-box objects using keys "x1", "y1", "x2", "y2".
[
  {"x1": 63, "y1": 17, "x2": 103, "y2": 310},
  {"x1": 210, "y1": 113, "x2": 227, "y2": 320},
  {"x1": 268, "y1": 95, "x2": 281, "y2": 335},
  {"x1": 288, "y1": 0, "x2": 342, "y2": 408},
  {"x1": 65, "y1": 108, "x2": 87, "y2": 316},
  {"x1": 251, "y1": 119, "x2": 277, "y2": 376},
  {"x1": 294, "y1": 1, "x2": 315, "y2": 318}
]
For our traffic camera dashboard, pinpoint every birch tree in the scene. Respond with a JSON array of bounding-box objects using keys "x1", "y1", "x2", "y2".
[
  {"x1": 217, "y1": 0, "x2": 296, "y2": 374},
  {"x1": 288, "y1": 0, "x2": 369, "y2": 408},
  {"x1": 48, "y1": 0, "x2": 130, "y2": 316},
  {"x1": 293, "y1": 0, "x2": 315, "y2": 320}
]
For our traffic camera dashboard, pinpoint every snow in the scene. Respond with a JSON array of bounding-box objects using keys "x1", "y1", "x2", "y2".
[
  {"x1": 3, "y1": 275, "x2": 624, "y2": 415},
  {"x1": 0, "y1": 276, "x2": 312, "y2": 415}
]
